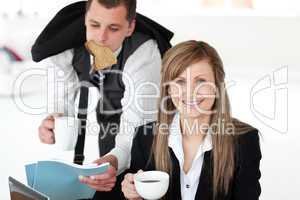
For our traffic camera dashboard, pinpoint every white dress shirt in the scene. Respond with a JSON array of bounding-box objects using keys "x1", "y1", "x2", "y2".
[
  {"x1": 168, "y1": 113, "x2": 213, "y2": 200},
  {"x1": 45, "y1": 39, "x2": 161, "y2": 173}
]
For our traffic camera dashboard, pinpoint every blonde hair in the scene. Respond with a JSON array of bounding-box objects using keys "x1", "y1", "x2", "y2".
[{"x1": 152, "y1": 40, "x2": 255, "y2": 198}]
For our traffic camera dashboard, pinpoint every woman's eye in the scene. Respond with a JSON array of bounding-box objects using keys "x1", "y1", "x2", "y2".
[
  {"x1": 175, "y1": 80, "x2": 185, "y2": 85},
  {"x1": 196, "y1": 79, "x2": 206, "y2": 84}
]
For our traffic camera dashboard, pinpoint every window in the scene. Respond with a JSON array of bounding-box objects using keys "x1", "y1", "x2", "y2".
[
  {"x1": 200, "y1": 0, "x2": 300, "y2": 16},
  {"x1": 202, "y1": 0, "x2": 253, "y2": 9}
]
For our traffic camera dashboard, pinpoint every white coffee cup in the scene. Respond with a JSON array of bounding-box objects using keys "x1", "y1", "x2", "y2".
[
  {"x1": 53, "y1": 116, "x2": 79, "y2": 151},
  {"x1": 134, "y1": 171, "x2": 169, "y2": 200}
]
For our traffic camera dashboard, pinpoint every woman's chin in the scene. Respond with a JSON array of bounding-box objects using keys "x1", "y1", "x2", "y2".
[{"x1": 180, "y1": 107, "x2": 207, "y2": 119}]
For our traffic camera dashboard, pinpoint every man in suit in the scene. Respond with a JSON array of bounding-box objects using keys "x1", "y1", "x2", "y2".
[{"x1": 33, "y1": 0, "x2": 173, "y2": 197}]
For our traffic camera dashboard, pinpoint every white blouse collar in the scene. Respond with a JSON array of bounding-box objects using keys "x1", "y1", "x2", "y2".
[{"x1": 168, "y1": 112, "x2": 213, "y2": 167}]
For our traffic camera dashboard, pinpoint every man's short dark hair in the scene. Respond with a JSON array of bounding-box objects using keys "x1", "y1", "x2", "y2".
[{"x1": 86, "y1": 0, "x2": 136, "y2": 22}]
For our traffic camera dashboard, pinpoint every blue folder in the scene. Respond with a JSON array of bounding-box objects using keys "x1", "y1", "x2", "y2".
[{"x1": 25, "y1": 160, "x2": 109, "y2": 200}]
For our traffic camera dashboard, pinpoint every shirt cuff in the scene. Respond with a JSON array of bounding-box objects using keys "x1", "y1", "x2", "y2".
[{"x1": 106, "y1": 147, "x2": 130, "y2": 175}]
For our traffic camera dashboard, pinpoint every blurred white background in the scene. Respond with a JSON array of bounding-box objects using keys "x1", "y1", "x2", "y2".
[{"x1": 0, "y1": 0, "x2": 299, "y2": 199}]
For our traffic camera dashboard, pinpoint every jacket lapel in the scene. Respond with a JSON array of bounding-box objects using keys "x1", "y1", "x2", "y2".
[
  {"x1": 168, "y1": 148, "x2": 182, "y2": 200},
  {"x1": 195, "y1": 151, "x2": 213, "y2": 200},
  {"x1": 168, "y1": 149, "x2": 213, "y2": 200}
]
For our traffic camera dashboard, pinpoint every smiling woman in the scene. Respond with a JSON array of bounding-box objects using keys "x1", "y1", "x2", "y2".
[
  {"x1": 121, "y1": 40, "x2": 261, "y2": 200},
  {"x1": 168, "y1": 60, "x2": 216, "y2": 118}
]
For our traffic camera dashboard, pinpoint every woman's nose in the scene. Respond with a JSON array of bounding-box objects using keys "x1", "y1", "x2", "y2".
[{"x1": 181, "y1": 86, "x2": 196, "y2": 99}]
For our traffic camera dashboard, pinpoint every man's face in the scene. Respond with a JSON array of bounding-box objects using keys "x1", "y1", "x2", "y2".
[{"x1": 85, "y1": 0, "x2": 135, "y2": 52}]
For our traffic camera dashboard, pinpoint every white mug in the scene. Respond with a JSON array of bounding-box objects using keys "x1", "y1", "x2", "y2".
[
  {"x1": 134, "y1": 171, "x2": 170, "y2": 200},
  {"x1": 53, "y1": 116, "x2": 79, "y2": 151}
]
